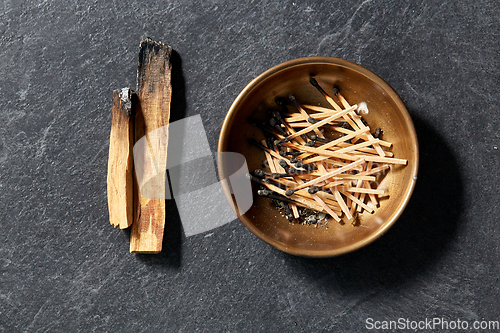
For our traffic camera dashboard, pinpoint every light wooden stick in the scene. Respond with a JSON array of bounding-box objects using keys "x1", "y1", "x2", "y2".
[
  {"x1": 334, "y1": 189, "x2": 352, "y2": 220},
  {"x1": 347, "y1": 187, "x2": 385, "y2": 195},
  {"x1": 340, "y1": 188, "x2": 374, "y2": 213},
  {"x1": 282, "y1": 105, "x2": 356, "y2": 141},
  {"x1": 130, "y1": 38, "x2": 172, "y2": 254},
  {"x1": 336, "y1": 92, "x2": 386, "y2": 157},
  {"x1": 287, "y1": 159, "x2": 365, "y2": 193},
  {"x1": 107, "y1": 88, "x2": 136, "y2": 229}
]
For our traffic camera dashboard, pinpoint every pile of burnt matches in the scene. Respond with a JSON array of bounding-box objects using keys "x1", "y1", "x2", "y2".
[{"x1": 247, "y1": 79, "x2": 407, "y2": 224}]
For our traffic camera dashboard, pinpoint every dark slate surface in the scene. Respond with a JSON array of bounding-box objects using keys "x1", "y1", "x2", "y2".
[{"x1": 1, "y1": 1, "x2": 499, "y2": 332}]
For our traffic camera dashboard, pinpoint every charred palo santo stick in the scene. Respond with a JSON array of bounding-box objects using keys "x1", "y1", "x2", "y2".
[
  {"x1": 130, "y1": 38, "x2": 172, "y2": 254},
  {"x1": 107, "y1": 88, "x2": 136, "y2": 229}
]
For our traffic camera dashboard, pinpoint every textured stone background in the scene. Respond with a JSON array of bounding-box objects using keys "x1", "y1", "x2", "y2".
[{"x1": 1, "y1": 0, "x2": 499, "y2": 332}]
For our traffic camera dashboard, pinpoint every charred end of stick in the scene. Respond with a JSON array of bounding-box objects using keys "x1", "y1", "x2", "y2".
[
  {"x1": 137, "y1": 37, "x2": 173, "y2": 92},
  {"x1": 373, "y1": 127, "x2": 383, "y2": 139},
  {"x1": 310, "y1": 77, "x2": 328, "y2": 96},
  {"x1": 305, "y1": 140, "x2": 316, "y2": 147},
  {"x1": 253, "y1": 169, "x2": 265, "y2": 177},
  {"x1": 308, "y1": 186, "x2": 320, "y2": 194},
  {"x1": 113, "y1": 88, "x2": 137, "y2": 119},
  {"x1": 248, "y1": 138, "x2": 269, "y2": 152},
  {"x1": 278, "y1": 159, "x2": 288, "y2": 168},
  {"x1": 332, "y1": 86, "x2": 340, "y2": 96}
]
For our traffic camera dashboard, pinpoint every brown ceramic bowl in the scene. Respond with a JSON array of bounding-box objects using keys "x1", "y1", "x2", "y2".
[{"x1": 217, "y1": 57, "x2": 418, "y2": 257}]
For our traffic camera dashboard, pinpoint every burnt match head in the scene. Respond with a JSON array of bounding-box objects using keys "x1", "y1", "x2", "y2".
[
  {"x1": 309, "y1": 134, "x2": 318, "y2": 141},
  {"x1": 279, "y1": 150, "x2": 287, "y2": 157},
  {"x1": 305, "y1": 140, "x2": 316, "y2": 147},
  {"x1": 275, "y1": 97, "x2": 287, "y2": 106},
  {"x1": 257, "y1": 189, "x2": 272, "y2": 197},
  {"x1": 308, "y1": 186, "x2": 320, "y2": 194},
  {"x1": 285, "y1": 189, "x2": 296, "y2": 196},
  {"x1": 253, "y1": 169, "x2": 265, "y2": 177},
  {"x1": 288, "y1": 94, "x2": 302, "y2": 109},
  {"x1": 332, "y1": 86, "x2": 340, "y2": 96},
  {"x1": 278, "y1": 159, "x2": 288, "y2": 168},
  {"x1": 248, "y1": 138, "x2": 269, "y2": 151},
  {"x1": 271, "y1": 110, "x2": 282, "y2": 120},
  {"x1": 307, "y1": 117, "x2": 316, "y2": 124},
  {"x1": 309, "y1": 77, "x2": 327, "y2": 96}
]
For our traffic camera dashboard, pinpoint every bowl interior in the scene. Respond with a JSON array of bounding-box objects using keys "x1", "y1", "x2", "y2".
[{"x1": 218, "y1": 57, "x2": 418, "y2": 257}]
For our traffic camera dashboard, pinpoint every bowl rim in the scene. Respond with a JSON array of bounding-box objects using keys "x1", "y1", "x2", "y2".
[{"x1": 217, "y1": 56, "x2": 419, "y2": 257}]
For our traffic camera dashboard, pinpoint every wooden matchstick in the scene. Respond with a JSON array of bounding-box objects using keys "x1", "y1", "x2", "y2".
[
  {"x1": 347, "y1": 187, "x2": 385, "y2": 195},
  {"x1": 285, "y1": 159, "x2": 365, "y2": 195},
  {"x1": 282, "y1": 105, "x2": 357, "y2": 142},
  {"x1": 335, "y1": 90, "x2": 386, "y2": 157}
]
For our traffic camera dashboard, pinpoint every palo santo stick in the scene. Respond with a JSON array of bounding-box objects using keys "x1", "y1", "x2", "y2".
[
  {"x1": 130, "y1": 38, "x2": 172, "y2": 254},
  {"x1": 107, "y1": 88, "x2": 136, "y2": 229},
  {"x1": 282, "y1": 105, "x2": 357, "y2": 141}
]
